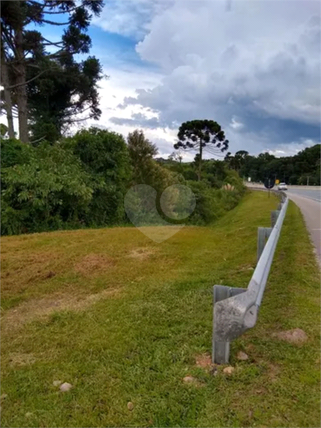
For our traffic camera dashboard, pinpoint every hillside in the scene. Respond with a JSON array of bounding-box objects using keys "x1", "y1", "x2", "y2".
[{"x1": 1, "y1": 191, "x2": 320, "y2": 427}]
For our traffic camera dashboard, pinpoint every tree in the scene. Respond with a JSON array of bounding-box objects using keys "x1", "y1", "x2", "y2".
[
  {"x1": 174, "y1": 120, "x2": 229, "y2": 180},
  {"x1": 127, "y1": 130, "x2": 158, "y2": 184},
  {"x1": 65, "y1": 127, "x2": 131, "y2": 225},
  {"x1": 0, "y1": 0, "x2": 104, "y2": 142},
  {"x1": 1, "y1": 43, "x2": 15, "y2": 138},
  {"x1": 28, "y1": 56, "x2": 103, "y2": 142}
]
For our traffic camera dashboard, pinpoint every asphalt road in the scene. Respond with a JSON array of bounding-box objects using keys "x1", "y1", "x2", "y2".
[
  {"x1": 285, "y1": 188, "x2": 321, "y2": 264},
  {"x1": 286, "y1": 187, "x2": 321, "y2": 202},
  {"x1": 246, "y1": 184, "x2": 321, "y2": 264}
]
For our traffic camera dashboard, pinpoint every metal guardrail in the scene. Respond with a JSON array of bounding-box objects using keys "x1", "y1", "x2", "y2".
[{"x1": 212, "y1": 190, "x2": 288, "y2": 364}]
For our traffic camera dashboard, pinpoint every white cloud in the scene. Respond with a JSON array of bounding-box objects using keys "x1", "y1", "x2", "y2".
[
  {"x1": 230, "y1": 117, "x2": 244, "y2": 130},
  {"x1": 111, "y1": 0, "x2": 320, "y2": 154},
  {"x1": 92, "y1": 0, "x2": 173, "y2": 40},
  {"x1": 266, "y1": 138, "x2": 319, "y2": 157},
  {"x1": 82, "y1": 1, "x2": 321, "y2": 157}
]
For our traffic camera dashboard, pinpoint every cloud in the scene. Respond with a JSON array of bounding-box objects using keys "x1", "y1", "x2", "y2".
[
  {"x1": 230, "y1": 117, "x2": 244, "y2": 130},
  {"x1": 110, "y1": 113, "x2": 161, "y2": 129},
  {"x1": 92, "y1": 0, "x2": 173, "y2": 40},
  {"x1": 112, "y1": 0, "x2": 320, "y2": 155}
]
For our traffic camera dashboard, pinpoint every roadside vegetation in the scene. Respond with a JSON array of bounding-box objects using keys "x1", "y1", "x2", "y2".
[
  {"x1": 1, "y1": 191, "x2": 319, "y2": 427},
  {"x1": 224, "y1": 144, "x2": 321, "y2": 185},
  {"x1": 1, "y1": 128, "x2": 245, "y2": 236}
]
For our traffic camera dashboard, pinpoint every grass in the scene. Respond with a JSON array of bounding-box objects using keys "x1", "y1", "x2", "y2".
[{"x1": 1, "y1": 191, "x2": 320, "y2": 427}]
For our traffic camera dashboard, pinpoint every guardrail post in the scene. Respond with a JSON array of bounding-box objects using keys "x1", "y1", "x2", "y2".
[
  {"x1": 212, "y1": 193, "x2": 288, "y2": 365},
  {"x1": 257, "y1": 227, "x2": 272, "y2": 261},
  {"x1": 271, "y1": 210, "x2": 280, "y2": 227},
  {"x1": 277, "y1": 203, "x2": 283, "y2": 211},
  {"x1": 213, "y1": 285, "x2": 247, "y2": 364}
]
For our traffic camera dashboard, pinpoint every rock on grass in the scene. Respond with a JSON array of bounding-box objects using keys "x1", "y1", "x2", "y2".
[
  {"x1": 223, "y1": 366, "x2": 235, "y2": 375},
  {"x1": 237, "y1": 351, "x2": 249, "y2": 360},
  {"x1": 60, "y1": 382, "x2": 72, "y2": 392},
  {"x1": 127, "y1": 402, "x2": 134, "y2": 411}
]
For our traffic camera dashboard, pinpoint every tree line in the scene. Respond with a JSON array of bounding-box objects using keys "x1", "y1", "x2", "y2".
[
  {"x1": 1, "y1": 127, "x2": 245, "y2": 235},
  {"x1": 224, "y1": 145, "x2": 321, "y2": 185}
]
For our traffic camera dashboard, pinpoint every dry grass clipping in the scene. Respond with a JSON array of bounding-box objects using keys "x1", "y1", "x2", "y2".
[
  {"x1": 74, "y1": 253, "x2": 115, "y2": 276},
  {"x1": 2, "y1": 288, "x2": 120, "y2": 333}
]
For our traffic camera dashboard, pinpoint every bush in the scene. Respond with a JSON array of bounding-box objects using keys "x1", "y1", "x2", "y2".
[
  {"x1": 64, "y1": 127, "x2": 131, "y2": 226},
  {"x1": 1, "y1": 138, "x2": 33, "y2": 169},
  {"x1": 1, "y1": 142, "x2": 93, "y2": 235},
  {"x1": 185, "y1": 172, "x2": 245, "y2": 225}
]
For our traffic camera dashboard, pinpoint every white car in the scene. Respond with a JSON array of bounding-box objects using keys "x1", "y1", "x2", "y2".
[{"x1": 278, "y1": 182, "x2": 288, "y2": 190}]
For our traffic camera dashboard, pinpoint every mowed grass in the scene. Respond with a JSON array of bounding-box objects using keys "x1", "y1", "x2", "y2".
[{"x1": 1, "y1": 191, "x2": 320, "y2": 427}]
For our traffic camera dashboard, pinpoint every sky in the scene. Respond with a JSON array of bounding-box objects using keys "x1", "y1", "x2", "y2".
[{"x1": 6, "y1": 0, "x2": 321, "y2": 160}]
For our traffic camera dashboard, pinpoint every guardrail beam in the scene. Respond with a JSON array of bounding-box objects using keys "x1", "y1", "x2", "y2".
[{"x1": 212, "y1": 191, "x2": 288, "y2": 364}]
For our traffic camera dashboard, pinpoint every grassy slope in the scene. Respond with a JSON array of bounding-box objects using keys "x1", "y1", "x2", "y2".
[{"x1": 1, "y1": 191, "x2": 320, "y2": 427}]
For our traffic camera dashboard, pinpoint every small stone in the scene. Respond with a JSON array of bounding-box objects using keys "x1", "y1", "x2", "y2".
[
  {"x1": 1, "y1": 394, "x2": 8, "y2": 400},
  {"x1": 223, "y1": 366, "x2": 235, "y2": 375},
  {"x1": 53, "y1": 380, "x2": 62, "y2": 387},
  {"x1": 237, "y1": 351, "x2": 249, "y2": 361},
  {"x1": 25, "y1": 412, "x2": 33, "y2": 418},
  {"x1": 127, "y1": 401, "x2": 134, "y2": 411},
  {"x1": 60, "y1": 382, "x2": 72, "y2": 392}
]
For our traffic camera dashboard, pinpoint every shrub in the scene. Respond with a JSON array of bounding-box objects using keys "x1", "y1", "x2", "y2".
[
  {"x1": 1, "y1": 143, "x2": 93, "y2": 235},
  {"x1": 64, "y1": 127, "x2": 132, "y2": 226}
]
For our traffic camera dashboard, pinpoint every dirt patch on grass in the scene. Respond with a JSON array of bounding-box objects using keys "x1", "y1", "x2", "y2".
[
  {"x1": 8, "y1": 353, "x2": 36, "y2": 367},
  {"x1": 195, "y1": 353, "x2": 213, "y2": 368},
  {"x1": 128, "y1": 248, "x2": 155, "y2": 260},
  {"x1": 267, "y1": 363, "x2": 281, "y2": 382},
  {"x1": 74, "y1": 254, "x2": 115, "y2": 276},
  {"x1": 273, "y1": 328, "x2": 308, "y2": 344},
  {"x1": 1, "y1": 252, "x2": 60, "y2": 292},
  {"x1": 2, "y1": 288, "x2": 120, "y2": 333}
]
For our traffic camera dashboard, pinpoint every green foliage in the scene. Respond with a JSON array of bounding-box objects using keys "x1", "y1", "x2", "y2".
[
  {"x1": 0, "y1": 123, "x2": 8, "y2": 137},
  {"x1": 226, "y1": 144, "x2": 320, "y2": 185},
  {"x1": 175, "y1": 120, "x2": 229, "y2": 152},
  {"x1": 28, "y1": 56, "x2": 103, "y2": 143},
  {"x1": 1, "y1": 129, "x2": 246, "y2": 236},
  {"x1": 186, "y1": 180, "x2": 245, "y2": 225},
  {"x1": 1, "y1": 0, "x2": 104, "y2": 142},
  {"x1": 65, "y1": 127, "x2": 132, "y2": 226},
  {"x1": 1, "y1": 138, "x2": 33, "y2": 169},
  {"x1": 1, "y1": 141, "x2": 92, "y2": 235},
  {"x1": 174, "y1": 119, "x2": 229, "y2": 180},
  {"x1": 128, "y1": 129, "x2": 182, "y2": 193}
]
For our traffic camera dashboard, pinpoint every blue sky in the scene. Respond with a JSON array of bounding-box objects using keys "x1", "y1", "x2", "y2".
[{"x1": 18, "y1": 1, "x2": 321, "y2": 159}]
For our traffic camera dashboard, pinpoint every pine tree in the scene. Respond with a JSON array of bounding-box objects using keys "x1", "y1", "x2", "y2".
[{"x1": 0, "y1": 0, "x2": 104, "y2": 142}]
